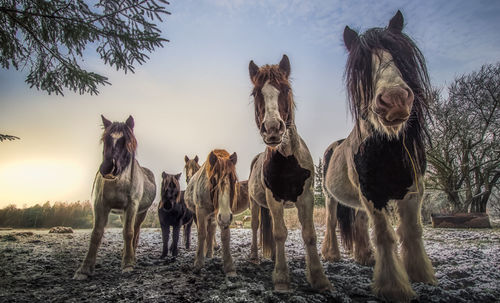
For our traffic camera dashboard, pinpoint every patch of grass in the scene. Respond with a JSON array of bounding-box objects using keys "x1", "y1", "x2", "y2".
[
  {"x1": 284, "y1": 206, "x2": 327, "y2": 230},
  {"x1": 230, "y1": 206, "x2": 327, "y2": 230}
]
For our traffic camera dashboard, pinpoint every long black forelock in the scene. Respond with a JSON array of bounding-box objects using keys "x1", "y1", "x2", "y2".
[
  {"x1": 102, "y1": 122, "x2": 137, "y2": 154},
  {"x1": 162, "y1": 175, "x2": 181, "y2": 203},
  {"x1": 345, "y1": 26, "x2": 431, "y2": 173}
]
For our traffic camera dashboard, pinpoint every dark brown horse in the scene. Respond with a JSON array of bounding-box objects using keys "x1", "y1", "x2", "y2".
[
  {"x1": 158, "y1": 172, "x2": 194, "y2": 259},
  {"x1": 322, "y1": 11, "x2": 436, "y2": 302},
  {"x1": 74, "y1": 115, "x2": 156, "y2": 279},
  {"x1": 184, "y1": 155, "x2": 200, "y2": 184}
]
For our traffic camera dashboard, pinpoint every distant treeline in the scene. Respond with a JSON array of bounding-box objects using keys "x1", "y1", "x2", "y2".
[{"x1": 0, "y1": 201, "x2": 160, "y2": 229}]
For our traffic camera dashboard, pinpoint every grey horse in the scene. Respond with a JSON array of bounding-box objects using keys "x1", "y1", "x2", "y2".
[{"x1": 74, "y1": 115, "x2": 156, "y2": 280}]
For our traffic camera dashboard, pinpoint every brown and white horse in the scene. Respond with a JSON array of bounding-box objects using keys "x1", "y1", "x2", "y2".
[
  {"x1": 185, "y1": 149, "x2": 246, "y2": 276},
  {"x1": 247, "y1": 55, "x2": 332, "y2": 292},
  {"x1": 321, "y1": 11, "x2": 436, "y2": 301},
  {"x1": 74, "y1": 115, "x2": 156, "y2": 279}
]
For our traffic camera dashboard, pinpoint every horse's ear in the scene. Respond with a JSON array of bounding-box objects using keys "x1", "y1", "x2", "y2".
[
  {"x1": 125, "y1": 115, "x2": 134, "y2": 130},
  {"x1": 162, "y1": 171, "x2": 167, "y2": 179},
  {"x1": 175, "y1": 173, "x2": 182, "y2": 180},
  {"x1": 184, "y1": 155, "x2": 189, "y2": 163},
  {"x1": 388, "y1": 10, "x2": 404, "y2": 33},
  {"x1": 230, "y1": 152, "x2": 237, "y2": 165},
  {"x1": 343, "y1": 26, "x2": 359, "y2": 51},
  {"x1": 101, "y1": 115, "x2": 112, "y2": 129},
  {"x1": 279, "y1": 54, "x2": 291, "y2": 78},
  {"x1": 249, "y1": 60, "x2": 259, "y2": 83},
  {"x1": 209, "y1": 151, "x2": 217, "y2": 167},
  {"x1": 194, "y1": 155, "x2": 199, "y2": 163}
]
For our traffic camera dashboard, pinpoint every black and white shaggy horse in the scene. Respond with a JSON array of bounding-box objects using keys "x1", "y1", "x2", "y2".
[
  {"x1": 74, "y1": 115, "x2": 156, "y2": 279},
  {"x1": 158, "y1": 172, "x2": 195, "y2": 259},
  {"x1": 321, "y1": 11, "x2": 436, "y2": 301}
]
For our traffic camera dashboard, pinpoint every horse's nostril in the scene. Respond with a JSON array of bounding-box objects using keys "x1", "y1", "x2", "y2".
[
  {"x1": 278, "y1": 120, "x2": 285, "y2": 134},
  {"x1": 260, "y1": 123, "x2": 267, "y2": 134}
]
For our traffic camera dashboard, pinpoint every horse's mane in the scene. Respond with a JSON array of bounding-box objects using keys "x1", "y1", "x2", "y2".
[
  {"x1": 206, "y1": 149, "x2": 238, "y2": 208},
  {"x1": 345, "y1": 26, "x2": 431, "y2": 171},
  {"x1": 206, "y1": 149, "x2": 237, "y2": 179},
  {"x1": 101, "y1": 122, "x2": 137, "y2": 153}
]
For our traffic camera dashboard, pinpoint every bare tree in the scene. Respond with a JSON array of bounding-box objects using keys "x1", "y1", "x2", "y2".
[{"x1": 426, "y1": 63, "x2": 500, "y2": 213}]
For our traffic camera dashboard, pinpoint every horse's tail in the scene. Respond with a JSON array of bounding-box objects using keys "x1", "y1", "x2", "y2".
[
  {"x1": 260, "y1": 206, "x2": 274, "y2": 259},
  {"x1": 337, "y1": 203, "x2": 355, "y2": 253}
]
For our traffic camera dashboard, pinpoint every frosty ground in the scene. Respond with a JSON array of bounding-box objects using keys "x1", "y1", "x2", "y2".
[{"x1": 0, "y1": 226, "x2": 499, "y2": 302}]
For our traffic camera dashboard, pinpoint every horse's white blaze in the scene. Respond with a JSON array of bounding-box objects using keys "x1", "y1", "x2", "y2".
[
  {"x1": 262, "y1": 81, "x2": 281, "y2": 125},
  {"x1": 370, "y1": 50, "x2": 410, "y2": 137},
  {"x1": 218, "y1": 181, "x2": 232, "y2": 226},
  {"x1": 372, "y1": 51, "x2": 406, "y2": 95},
  {"x1": 111, "y1": 132, "x2": 123, "y2": 146}
]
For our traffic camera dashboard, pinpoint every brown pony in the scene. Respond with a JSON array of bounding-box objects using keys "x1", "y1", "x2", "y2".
[
  {"x1": 184, "y1": 149, "x2": 245, "y2": 276},
  {"x1": 184, "y1": 155, "x2": 200, "y2": 184},
  {"x1": 322, "y1": 11, "x2": 436, "y2": 302},
  {"x1": 247, "y1": 55, "x2": 332, "y2": 292}
]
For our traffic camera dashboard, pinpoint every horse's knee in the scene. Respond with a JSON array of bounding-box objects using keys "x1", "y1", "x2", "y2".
[
  {"x1": 302, "y1": 230, "x2": 317, "y2": 246},
  {"x1": 123, "y1": 229, "x2": 134, "y2": 241}
]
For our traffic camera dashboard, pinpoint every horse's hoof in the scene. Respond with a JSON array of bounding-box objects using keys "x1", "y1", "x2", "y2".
[
  {"x1": 274, "y1": 284, "x2": 291, "y2": 292},
  {"x1": 313, "y1": 280, "x2": 334, "y2": 292},
  {"x1": 354, "y1": 253, "x2": 375, "y2": 266},
  {"x1": 373, "y1": 284, "x2": 416, "y2": 302},
  {"x1": 73, "y1": 272, "x2": 89, "y2": 280},
  {"x1": 321, "y1": 252, "x2": 341, "y2": 262},
  {"x1": 193, "y1": 263, "x2": 203, "y2": 274},
  {"x1": 122, "y1": 266, "x2": 134, "y2": 273},
  {"x1": 226, "y1": 271, "x2": 237, "y2": 277}
]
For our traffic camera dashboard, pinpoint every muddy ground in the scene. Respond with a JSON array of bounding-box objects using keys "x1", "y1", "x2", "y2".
[{"x1": 0, "y1": 226, "x2": 499, "y2": 302}]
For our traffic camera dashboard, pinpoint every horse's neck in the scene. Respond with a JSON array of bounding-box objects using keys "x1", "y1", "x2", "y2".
[{"x1": 276, "y1": 124, "x2": 301, "y2": 157}]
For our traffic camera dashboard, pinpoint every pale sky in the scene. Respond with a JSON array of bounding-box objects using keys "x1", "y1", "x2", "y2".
[{"x1": 1, "y1": 0, "x2": 499, "y2": 208}]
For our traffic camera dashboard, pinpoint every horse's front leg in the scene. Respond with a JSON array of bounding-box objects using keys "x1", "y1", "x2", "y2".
[
  {"x1": 265, "y1": 190, "x2": 289, "y2": 292},
  {"x1": 220, "y1": 225, "x2": 236, "y2": 276},
  {"x1": 353, "y1": 210, "x2": 374, "y2": 266},
  {"x1": 360, "y1": 193, "x2": 415, "y2": 302},
  {"x1": 205, "y1": 214, "x2": 216, "y2": 258},
  {"x1": 184, "y1": 220, "x2": 193, "y2": 249},
  {"x1": 194, "y1": 207, "x2": 208, "y2": 273},
  {"x1": 321, "y1": 195, "x2": 341, "y2": 262},
  {"x1": 171, "y1": 224, "x2": 181, "y2": 257},
  {"x1": 249, "y1": 199, "x2": 260, "y2": 262},
  {"x1": 397, "y1": 182, "x2": 436, "y2": 284},
  {"x1": 73, "y1": 204, "x2": 110, "y2": 280},
  {"x1": 122, "y1": 204, "x2": 138, "y2": 272},
  {"x1": 160, "y1": 224, "x2": 170, "y2": 258},
  {"x1": 133, "y1": 211, "x2": 147, "y2": 252},
  {"x1": 296, "y1": 190, "x2": 333, "y2": 291}
]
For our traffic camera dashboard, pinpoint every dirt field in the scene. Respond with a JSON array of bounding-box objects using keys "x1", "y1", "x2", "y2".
[{"x1": 0, "y1": 226, "x2": 499, "y2": 302}]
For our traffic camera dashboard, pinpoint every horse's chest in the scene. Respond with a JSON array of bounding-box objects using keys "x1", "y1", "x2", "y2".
[
  {"x1": 354, "y1": 137, "x2": 413, "y2": 210},
  {"x1": 102, "y1": 181, "x2": 132, "y2": 208},
  {"x1": 263, "y1": 150, "x2": 311, "y2": 202}
]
